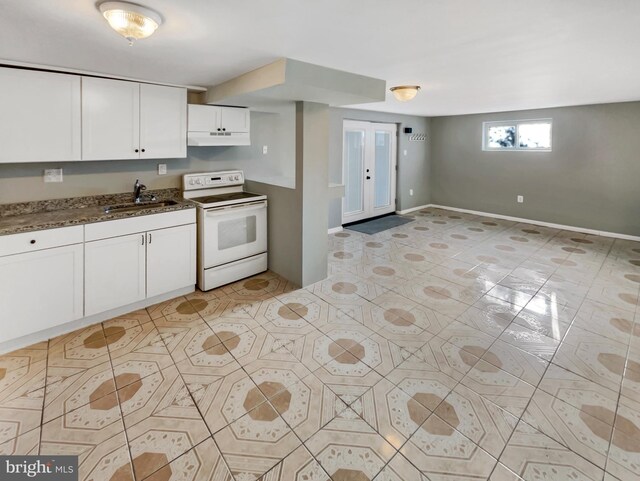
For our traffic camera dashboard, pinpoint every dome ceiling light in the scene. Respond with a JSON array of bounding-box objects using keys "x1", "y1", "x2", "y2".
[
  {"x1": 99, "y1": 1, "x2": 163, "y2": 45},
  {"x1": 390, "y1": 85, "x2": 421, "y2": 102}
]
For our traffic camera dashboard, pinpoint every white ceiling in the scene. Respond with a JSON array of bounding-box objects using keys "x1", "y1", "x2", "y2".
[{"x1": 1, "y1": 0, "x2": 639, "y2": 116}]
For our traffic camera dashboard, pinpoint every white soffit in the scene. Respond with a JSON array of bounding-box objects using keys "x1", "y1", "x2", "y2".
[{"x1": 206, "y1": 58, "x2": 386, "y2": 106}]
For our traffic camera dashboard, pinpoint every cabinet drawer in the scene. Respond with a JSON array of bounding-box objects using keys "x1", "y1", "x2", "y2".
[
  {"x1": 85, "y1": 208, "x2": 195, "y2": 241},
  {"x1": 0, "y1": 225, "x2": 84, "y2": 257}
]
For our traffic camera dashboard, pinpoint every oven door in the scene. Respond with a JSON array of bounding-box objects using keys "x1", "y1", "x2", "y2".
[{"x1": 202, "y1": 200, "x2": 267, "y2": 268}]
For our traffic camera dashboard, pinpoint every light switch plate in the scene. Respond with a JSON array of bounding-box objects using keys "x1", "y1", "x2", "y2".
[
  {"x1": 158, "y1": 164, "x2": 167, "y2": 175},
  {"x1": 262, "y1": 145, "x2": 268, "y2": 155},
  {"x1": 44, "y1": 168, "x2": 63, "y2": 183},
  {"x1": 517, "y1": 195, "x2": 524, "y2": 203}
]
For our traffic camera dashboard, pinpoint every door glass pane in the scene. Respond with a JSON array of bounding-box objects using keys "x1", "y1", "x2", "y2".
[
  {"x1": 218, "y1": 215, "x2": 256, "y2": 250},
  {"x1": 344, "y1": 130, "x2": 364, "y2": 214},
  {"x1": 374, "y1": 131, "x2": 391, "y2": 208}
]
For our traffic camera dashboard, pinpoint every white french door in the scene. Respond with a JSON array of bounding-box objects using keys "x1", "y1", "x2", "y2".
[{"x1": 342, "y1": 120, "x2": 397, "y2": 224}]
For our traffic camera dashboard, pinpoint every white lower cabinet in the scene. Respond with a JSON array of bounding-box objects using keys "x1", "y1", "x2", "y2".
[
  {"x1": 0, "y1": 243, "x2": 83, "y2": 343},
  {"x1": 84, "y1": 214, "x2": 196, "y2": 317},
  {"x1": 146, "y1": 224, "x2": 196, "y2": 298},
  {"x1": 85, "y1": 232, "x2": 147, "y2": 316}
]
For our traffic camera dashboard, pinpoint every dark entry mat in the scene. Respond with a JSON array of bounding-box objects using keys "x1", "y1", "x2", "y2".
[{"x1": 345, "y1": 215, "x2": 414, "y2": 235}]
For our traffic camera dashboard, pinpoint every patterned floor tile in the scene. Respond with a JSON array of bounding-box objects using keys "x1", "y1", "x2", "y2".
[
  {"x1": 522, "y1": 389, "x2": 612, "y2": 468},
  {"x1": 500, "y1": 420, "x2": 604, "y2": 481},
  {"x1": 400, "y1": 412, "x2": 497, "y2": 480},
  {"x1": 185, "y1": 363, "x2": 265, "y2": 434},
  {"x1": 538, "y1": 363, "x2": 620, "y2": 425},
  {"x1": 124, "y1": 368, "x2": 210, "y2": 481},
  {"x1": 305, "y1": 408, "x2": 396, "y2": 481},
  {"x1": 43, "y1": 361, "x2": 115, "y2": 424},
  {"x1": 498, "y1": 322, "x2": 560, "y2": 361},
  {"x1": 0, "y1": 426, "x2": 40, "y2": 455},
  {"x1": 372, "y1": 452, "x2": 429, "y2": 481},
  {"x1": 412, "y1": 336, "x2": 480, "y2": 380},
  {"x1": 40, "y1": 401, "x2": 128, "y2": 481},
  {"x1": 261, "y1": 444, "x2": 330, "y2": 481},
  {"x1": 460, "y1": 360, "x2": 536, "y2": 417},
  {"x1": 481, "y1": 339, "x2": 549, "y2": 386},
  {"x1": 213, "y1": 400, "x2": 302, "y2": 479},
  {"x1": 142, "y1": 437, "x2": 232, "y2": 481},
  {"x1": 385, "y1": 356, "x2": 459, "y2": 412},
  {"x1": 435, "y1": 383, "x2": 518, "y2": 458},
  {"x1": 154, "y1": 317, "x2": 219, "y2": 364}
]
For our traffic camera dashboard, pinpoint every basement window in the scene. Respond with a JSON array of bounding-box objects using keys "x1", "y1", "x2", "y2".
[{"x1": 483, "y1": 119, "x2": 552, "y2": 151}]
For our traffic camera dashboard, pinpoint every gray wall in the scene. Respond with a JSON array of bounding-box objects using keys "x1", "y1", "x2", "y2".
[
  {"x1": 328, "y1": 108, "x2": 431, "y2": 229},
  {"x1": 431, "y1": 102, "x2": 640, "y2": 237}
]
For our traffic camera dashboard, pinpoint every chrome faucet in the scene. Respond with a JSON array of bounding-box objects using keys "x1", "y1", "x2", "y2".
[{"x1": 133, "y1": 179, "x2": 147, "y2": 204}]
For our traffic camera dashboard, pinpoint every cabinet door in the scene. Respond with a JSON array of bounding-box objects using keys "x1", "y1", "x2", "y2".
[
  {"x1": 0, "y1": 68, "x2": 81, "y2": 162},
  {"x1": 140, "y1": 84, "x2": 187, "y2": 159},
  {"x1": 187, "y1": 104, "x2": 220, "y2": 132},
  {"x1": 82, "y1": 77, "x2": 140, "y2": 160},
  {"x1": 85, "y1": 233, "x2": 146, "y2": 316},
  {"x1": 220, "y1": 107, "x2": 250, "y2": 133},
  {"x1": 146, "y1": 224, "x2": 196, "y2": 298},
  {"x1": 0, "y1": 244, "x2": 83, "y2": 343}
]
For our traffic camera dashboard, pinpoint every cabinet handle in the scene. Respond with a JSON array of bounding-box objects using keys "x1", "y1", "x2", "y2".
[
  {"x1": 222, "y1": 128, "x2": 226, "y2": 132},
  {"x1": 135, "y1": 149, "x2": 139, "y2": 153},
  {"x1": 366, "y1": 176, "x2": 371, "y2": 180},
  {"x1": 217, "y1": 128, "x2": 221, "y2": 132},
  {"x1": 148, "y1": 233, "x2": 152, "y2": 244},
  {"x1": 141, "y1": 234, "x2": 145, "y2": 245},
  {"x1": 30, "y1": 239, "x2": 36, "y2": 244},
  {"x1": 141, "y1": 148, "x2": 146, "y2": 153}
]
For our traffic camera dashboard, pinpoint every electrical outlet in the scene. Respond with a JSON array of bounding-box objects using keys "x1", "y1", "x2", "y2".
[
  {"x1": 158, "y1": 164, "x2": 167, "y2": 175},
  {"x1": 262, "y1": 145, "x2": 268, "y2": 155},
  {"x1": 517, "y1": 195, "x2": 524, "y2": 203},
  {"x1": 409, "y1": 189, "x2": 414, "y2": 196},
  {"x1": 44, "y1": 168, "x2": 63, "y2": 183}
]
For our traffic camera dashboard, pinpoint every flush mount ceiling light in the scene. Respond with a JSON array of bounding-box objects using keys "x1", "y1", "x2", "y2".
[
  {"x1": 390, "y1": 85, "x2": 421, "y2": 102},
  {"x1": 99, "y1": 1, "x2": 163, "y2": 45}
]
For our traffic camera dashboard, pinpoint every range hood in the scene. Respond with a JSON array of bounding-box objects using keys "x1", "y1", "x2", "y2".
[{"x1": 187, "y1": 131, "x2": 250, "y2": 146}]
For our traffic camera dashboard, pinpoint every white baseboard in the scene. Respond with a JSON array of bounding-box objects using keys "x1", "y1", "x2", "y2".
[
  {"x1": 428, "y1": 204, "x2": 640, "y2": 242},
  {"x1": 328, "y1": 226, "x2": 344, "y2": 234},
  {"x1": 396, "y1": 204, "x2": 432, "y2": 215},
  {"x1": 0, "y1": 285, "x2": 195, "y2": 355}
]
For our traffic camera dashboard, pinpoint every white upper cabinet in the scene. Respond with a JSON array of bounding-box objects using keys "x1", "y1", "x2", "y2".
[
  {"x1": 0, "y1": 67, "x2": 81, "y2": 163},
  {"x1": 82, "y1": 77, "x2": 140, "y2": 160},
  {"x1": 140, "y1": 83, "x2": 187, "y2": 159},
  {"x1": 220, "y1": 107, "x2": 250, "y2": 133},
  {"x1": 83, "y1": 78, "x2": 187, "y2": 160},
  {"x1": 188, "y1": 104, "x2": 220, "y2": 132}
]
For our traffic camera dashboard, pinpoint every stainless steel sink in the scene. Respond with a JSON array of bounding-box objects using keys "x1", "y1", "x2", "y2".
[{"x1": 102, "y1": 200, "x2": 178, "y2": 214}]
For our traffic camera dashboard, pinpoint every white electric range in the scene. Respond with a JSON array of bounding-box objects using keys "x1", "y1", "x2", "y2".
[{"x1": 182, "y1": 170, "x2": 267, "y2": 291}]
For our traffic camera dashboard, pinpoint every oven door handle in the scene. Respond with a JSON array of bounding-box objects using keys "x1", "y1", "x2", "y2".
[{"x1": 204, "y1": 200, "x2": 267, "y2": 217}]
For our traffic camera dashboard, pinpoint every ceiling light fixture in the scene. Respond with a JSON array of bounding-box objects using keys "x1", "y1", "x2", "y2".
[
  {"x1": 99, "y1": 1, "x2": 163, "y2": 45},
  {"x1": 390, "y1": 85, "x2": 421, "y2": 102}
]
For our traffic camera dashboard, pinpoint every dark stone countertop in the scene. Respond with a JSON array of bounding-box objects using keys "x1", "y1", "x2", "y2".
[{"x1": 0, "y1": 188, "x2": 195, "y2": 236}]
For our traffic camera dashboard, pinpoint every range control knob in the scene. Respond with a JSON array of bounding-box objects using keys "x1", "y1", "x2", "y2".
[
  {"x1": 189, "y1": 179, "x2": 195, "y2": 185},
  {"x1": 235, "y1": 175, "x2": 240, "y2": 180}
]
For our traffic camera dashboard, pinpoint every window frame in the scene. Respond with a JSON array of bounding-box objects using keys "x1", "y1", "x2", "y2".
[{"x1": 482, "y1": 118, "x2": 553, "y2": 152}]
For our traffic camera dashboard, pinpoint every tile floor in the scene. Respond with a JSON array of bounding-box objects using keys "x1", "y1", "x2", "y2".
[{"x1": 1, "y1": 207, "x2": 640, "y2": 481}]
